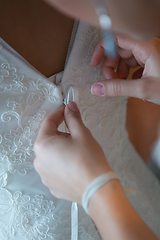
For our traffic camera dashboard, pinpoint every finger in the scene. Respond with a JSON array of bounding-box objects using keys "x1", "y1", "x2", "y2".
[
  {"x1": 132, "y1": 68, "x2": 144, "y2": 79},
  {"x1": 91, "y1": 77, "x2": 152, "y2": 99},
  {"x1": 101, "y1": 56, "x2": 119, "y2": 79},
  {"x1": 116, "y1": 59, "x2": 130, "y2": 79},
  {"x1": 117, "y1": 46, "x2": 133, "y2": 59},
  {"x1": 58, "y1": 132, "x2": 71, "y2": 137},
  {"x1": 91, "y1": 40, "x2": 105, "y2": 66},
  {"x1": 64, "y1": 102, "x2": 87, "y2": 138},
  {"x1": 116, "y1": 57, "x2": 139, "y2": 79},
  {"x1": 37, "y1": 105, "x2": 65, "y2": 139},
  {"x1": 116, "y1": 34, "x2": 150, "y2": 65},
  {"x1": 102, "y1": 66, "x2": 118, "y2": 80},
  {"x1": 91, "y1": 38, "x2": 133, "y2": 66}
]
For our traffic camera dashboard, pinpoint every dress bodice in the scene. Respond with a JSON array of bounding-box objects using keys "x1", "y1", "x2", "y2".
[{"x1": 0, "y1": 22, "x2": 160, "y2": 240}]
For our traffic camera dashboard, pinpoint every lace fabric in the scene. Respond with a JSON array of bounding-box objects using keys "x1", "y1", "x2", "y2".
[
  {"x1": 0, "y1": 34, "x2": 101, "y2": 240},
  {"x1": 62, "y1": 22, "x2": 160, "y2": 237},
  {"x1": 0, "y1": 21, "x2": 160, "y2": 240}
]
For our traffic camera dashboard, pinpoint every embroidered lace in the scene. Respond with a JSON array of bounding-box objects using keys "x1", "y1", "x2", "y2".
[{"x1": 0, "y1": 21, "x2": 160, "y2": 239}]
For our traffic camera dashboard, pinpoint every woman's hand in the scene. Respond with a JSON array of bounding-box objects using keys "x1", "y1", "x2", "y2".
[
  {"x1": 91, "y1": 35, "x2": 160, "y2": 105},
  {"x1": 33, "y1": 102, "x2": 111, "y2": 204},
  {"x1": 34, "y1": 103, "x2": 159, "y2": 240}
]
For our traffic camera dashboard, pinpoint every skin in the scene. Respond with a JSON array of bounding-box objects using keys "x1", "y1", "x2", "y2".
[
  {"x1": 0, "y1": 3, "x2": 159, "y2": 238},
  {"x1": 1, "y1": 0, "x2": 156, "y2": 237},
  {"x1": 34, "y1": 102, "x2": 159, "y2": 239},
  {"x1": 44, "y1": 0, "x2": 160, "y2": 162},
  {"x1": 1, "y1": 0, "x2": 160, "y2": 162},
  {"x1": 0, "y1": 0, "x2": 74, "y2": 77},
  {"x1": 91, "y1": 36, "x2": 160, "y2": 104},
  {"x1": 90, "y1": 36, "x2": 160, "y2": 162},
  {"x1": 33, "y1": 1, "x2": 160, "y2": 239},
  {"x1": 45, "y1": 0, "x2": 160, "y2": 39}
]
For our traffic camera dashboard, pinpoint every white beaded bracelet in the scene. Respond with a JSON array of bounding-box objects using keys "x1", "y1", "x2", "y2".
[{"x1": 82, "y1": 172, "x2": 119, "y2": 215}]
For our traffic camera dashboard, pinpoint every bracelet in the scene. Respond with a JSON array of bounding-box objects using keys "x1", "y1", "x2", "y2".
[{"x1": 82, "y1": 172, "x2": 119, "y2": 214}]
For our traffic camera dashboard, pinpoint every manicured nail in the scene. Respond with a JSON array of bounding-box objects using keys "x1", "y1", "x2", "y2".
[
  {"x1": 68, "y1": 102, "x2": 79, "y2": 112},
  {"x1": 91, "y1": 83, "x2": 105, "y2": 96}
]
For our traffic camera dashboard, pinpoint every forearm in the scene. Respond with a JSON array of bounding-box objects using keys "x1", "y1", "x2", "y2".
[{"x1": 88, "y1": 180, "x2": 158, "y2": 240}]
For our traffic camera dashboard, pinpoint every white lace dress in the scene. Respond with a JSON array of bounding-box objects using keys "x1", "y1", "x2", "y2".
[{"x1": 0, "y1": 22, "x2": 160, "y2": 240}]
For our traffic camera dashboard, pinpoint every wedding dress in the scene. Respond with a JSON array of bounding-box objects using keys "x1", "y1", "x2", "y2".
[{"x1": 0, "y1": 22, "x2": 160, "y2": 240}]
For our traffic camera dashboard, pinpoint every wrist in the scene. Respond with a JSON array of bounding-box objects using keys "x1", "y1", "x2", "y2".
[
  {"x1": 88, "y1": 180, "x2": 129, "y2": 239},
  {"x1": 88, "y1": 178, "x2": 158, "y2": 240},
  {"x1": 88, "y1": 179, "x2": 122, "y2": 218},
  {"x1": 86, "y1": 161, "x2": 112, "y2": 184},
  {"x1": 82, "y1": 172, "x2": 119, "y2": 214}
]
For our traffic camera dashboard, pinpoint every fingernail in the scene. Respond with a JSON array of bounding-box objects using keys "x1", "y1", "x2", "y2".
[
  {"x1": 91, "y1": 83, "x2": 105, "y2": 96},
  {"x1": 68, "y1": 102, "x2": 79, "y2": 112}
]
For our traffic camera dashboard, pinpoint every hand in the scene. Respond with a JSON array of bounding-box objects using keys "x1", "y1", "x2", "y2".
[
  {"x1": 33, "y1": 102, "x2": 111, "y2": 204},
  {"x1": 34, "y1": 103, "x2": 159, "y2": 240},
  {"x1": 91, "y1": 35, "x2": 160, "y2": 105}
]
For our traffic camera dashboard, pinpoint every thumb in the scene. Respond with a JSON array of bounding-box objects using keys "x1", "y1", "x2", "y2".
[
  {"x1": 91, "y1": 77, "x2": 155, "y2": 100},
  {"x1": 64, "y1": 102, "x2": 85, "y2": 138}
]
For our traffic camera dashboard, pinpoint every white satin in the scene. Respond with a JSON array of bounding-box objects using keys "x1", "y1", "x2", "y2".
[{"x1": 0, "y1": 21, "x2": 160, "y2": 240}]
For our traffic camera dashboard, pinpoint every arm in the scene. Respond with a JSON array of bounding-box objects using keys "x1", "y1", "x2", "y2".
[
  {"x1": 89, "y1": 180, "x2": 158, "y2": 240},
  {"x1": 34, "y1": 102, "x2": 158, "y2": 240}
]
